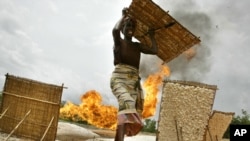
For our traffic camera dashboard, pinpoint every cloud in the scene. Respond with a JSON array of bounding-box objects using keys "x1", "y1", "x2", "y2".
[
  {"x1": 0, "y1": 0, "x2": 131, "y2": 103},
  {"x1": 155, "y1": 0, "x2": 250, "y2": 115},
  {"x1": 0, "y1": 0, "x2": 249, "y2": 116}
]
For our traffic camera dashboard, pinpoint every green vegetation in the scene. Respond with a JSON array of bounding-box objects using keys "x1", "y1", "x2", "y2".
[
  {"x1": 224, "y1": 109, "x2": 250, "y2": 138},
  {"x1": 60, "y1": 100, "x2": 66, "y2": 108},
  {"x1": 142, "y1": 119, "x2": 157, "y2": 133},
  {"x1": 59, "y1": 118, "x2": 89, "y2": 125},
  {"x1": 0, "y1": 92, "x2": 2, "y2": 101}
]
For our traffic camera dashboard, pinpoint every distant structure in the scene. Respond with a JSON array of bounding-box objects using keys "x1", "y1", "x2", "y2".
[{"x1": 0, "y1": 74, "x2": 64, "y2": 141}]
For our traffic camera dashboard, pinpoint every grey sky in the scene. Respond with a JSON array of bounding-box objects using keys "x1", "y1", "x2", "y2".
[{"x1": 0, "y1": 0, "x2": 249, "y2": 116}]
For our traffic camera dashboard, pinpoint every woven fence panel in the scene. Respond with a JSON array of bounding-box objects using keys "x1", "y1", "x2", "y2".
[
  {"x1": 203, "y1": 111, "x2": 234, "y2": 141},
  {"x1": 128, "y1": 0, "x2": 201, "y2": 63},
  {"x1": 0, "y1": 74, "x2": 63, "y2": 140},
  {"x1": 157, "y1": 80, "x2": 217, "y2": 141}
]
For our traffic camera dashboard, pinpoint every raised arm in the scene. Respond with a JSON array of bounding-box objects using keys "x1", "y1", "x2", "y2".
[
  {"x1": 112, "y1": 8, "x2": 128, "y2": 46},
  {"x1": 139, "y1": 30, "x2": 158, "y2": 55}
]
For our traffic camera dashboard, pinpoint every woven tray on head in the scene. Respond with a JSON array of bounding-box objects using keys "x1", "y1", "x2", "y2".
[{"x1": 128, "y1": 0, "x2": 201, "y2": 63}]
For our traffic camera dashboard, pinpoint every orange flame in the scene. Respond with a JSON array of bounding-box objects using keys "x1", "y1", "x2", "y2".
[
  {"x1": 60, "y1": 65, "x2": 171, "y2": 129},
  {"x1": 142, "y1": 65, "x2": 170, "y2": 118},
  {"x1": 60, "y1": 90, "x2": 118, "y2": 130},
  {"x1": 60, "y1": 101, "x2": 82, "y2": 121}
]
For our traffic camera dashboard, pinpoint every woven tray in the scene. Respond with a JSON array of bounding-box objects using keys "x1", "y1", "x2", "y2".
[
  {"x1": 203, "y1": 110, "x2": 234, "y2": 141},
  {"x1": 128, "y1": 0, "x2": 201, "y2": 63},
  {"x1": 0, "y1": 74, "x2": 64, "y2": 140},
  {"x1": 157, "y1": 80, "x2": 217, "y2": 141}
]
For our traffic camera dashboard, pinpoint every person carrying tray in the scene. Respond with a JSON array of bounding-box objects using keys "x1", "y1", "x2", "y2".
[{"x1": 110, "y1": 7, "x2": 158, "y2": 141}]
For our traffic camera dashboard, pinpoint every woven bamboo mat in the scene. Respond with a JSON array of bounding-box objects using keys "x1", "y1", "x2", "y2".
[
  {"x1": 0, "y1": 74, "x2": 64, "y2": 141},
  {"x1": 158, "y1": 80, "x2": 216, "y2": 141},
  {"x1": 128, "y1": 0, "x2": 201, "y2": 62},
  {"x1": 203, "y1": 111, "x2": 234, "y2": 141}
]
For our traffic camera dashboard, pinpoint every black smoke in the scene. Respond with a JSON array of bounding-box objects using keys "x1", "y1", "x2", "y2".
[{"x1": 140, "y1": 0, "x2": 216, "y2": 82}]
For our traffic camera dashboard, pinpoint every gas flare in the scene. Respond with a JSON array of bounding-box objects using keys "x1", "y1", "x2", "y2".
[
  {"x1": 60, "y1": 101, "x2": 82, "y2": 121},
  {"x1": 142, "y1": 65, "x2": 170, "y2": 118},
  {"x1": 59, "y1": 65, "x2": 171, "y2": 129},
  {"x1": 60, "y1": 90, "x2": 118, "y2": 130}
]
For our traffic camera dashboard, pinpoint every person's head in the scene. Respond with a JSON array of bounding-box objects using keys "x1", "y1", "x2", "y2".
[{"x1": 122, "y1": 17, "x2": 137, "y2": 38}]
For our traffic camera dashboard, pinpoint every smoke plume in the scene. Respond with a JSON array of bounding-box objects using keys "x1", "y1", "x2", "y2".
[{"x1": 141, "y1": 0, "x2": 215, "y2": 82}]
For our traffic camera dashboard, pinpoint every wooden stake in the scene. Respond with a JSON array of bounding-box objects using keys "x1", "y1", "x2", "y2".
[
  {"x1": 207, "y1": 126, "x2": 213, "y2": 141},
  {"x1": 40, "y1": 116, "x2": 54, "y2": 141},
  {"x1": 3, "y1": 92, "x2": 59, "y2": 105},
  {"x1": 215, "y1": 135, "x2": 219, "y2": 141},
  {"x1": 0, "y1": 106, "x2": 9, "y2": 119},
  {"x1": 180, "y1": 127, "x2": 183, "y2": 141},
  {"x1": 4, "y1": 110, "x2": 31, "y2": 141},
  {"x1": 175, "y1": 118, "x2": 180, "y2": 141}
]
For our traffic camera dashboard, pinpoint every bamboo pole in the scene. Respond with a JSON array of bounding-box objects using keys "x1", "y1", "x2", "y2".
[
  {"x1": 40, "y1": 116, "x2": 54, "y2": 141},
  {"x1": 4, "y1": 110, "x2": 31, "y2": 141},
  {"x1": 180, "y1": 127, "x2": 183, "y2": 141},
  {"x1": 175, "y1": 118, "x2": 180, "y2": 141},
  {"x1": 207, "y1": 126, "x2": 213, "y2": 141},
  {"x1": 1, "y1": 114, "x2": 54, "y2": 127},
  {"x1": 0, "y1": 106, "x2": 9, "y2": 119},
  {"x1": 215, "y1": 135, "x2": 219, "y2": 141},
  {"x1": 2, "y1": 92, "x2": 59, "y2": 105}
]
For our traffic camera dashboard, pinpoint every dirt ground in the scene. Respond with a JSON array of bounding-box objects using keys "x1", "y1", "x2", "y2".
[{"x1": 0, "y1": 122, "x2": 230, "y2": 141}]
